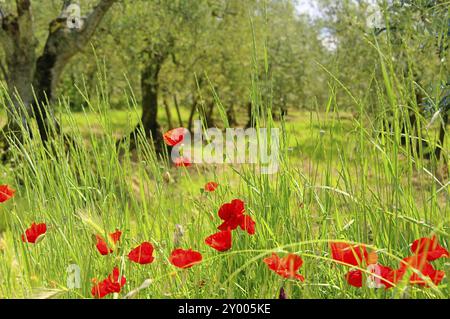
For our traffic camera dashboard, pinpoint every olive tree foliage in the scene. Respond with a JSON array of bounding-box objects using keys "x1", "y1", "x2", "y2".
[
  {"x1": 265, "y1": 0, "x2": 327, "y2": 118},
  {"x1": 315, "y1": 0, "x2": 382, "y2": 111},
  {"x1": 88, "y1": 0, "x2": 263, "y2": 150},
  {"x1": 374, "y1": 0, "x2": 449, "y2": 159},
  {"x1": 62, "y1": 0, "x2": 327, "y2": 133},
  {"x1": 314, "y1": 1, "x2": 447, "y2": 105},
  {"x1": 110, "y1": 0, "x2": 222, "y2": 150}
]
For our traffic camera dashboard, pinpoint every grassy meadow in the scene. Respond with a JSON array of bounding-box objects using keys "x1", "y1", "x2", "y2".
[
  {"x1": 0, "y1": 85, "x2": 448, "y2": 299},
  {"x1": 0, "y1": 0, "x2": 449, "y2": 301}
]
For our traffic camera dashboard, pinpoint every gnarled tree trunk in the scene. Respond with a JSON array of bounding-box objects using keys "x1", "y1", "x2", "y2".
[
  {"x1": 0, "y1": 0, "x2": 36, "y2": 142},
  {"x1": 32, "y1": 0, "x2": 117, "y2": 142},
  {"x1": 0, "y1": 0, "x2": 117, "y2": 150}
]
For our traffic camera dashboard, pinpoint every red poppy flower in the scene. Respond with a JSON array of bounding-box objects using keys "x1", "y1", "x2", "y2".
[
  {"x1": 21, "y1": 222, "x2": 47, "y2": 244},
  {"x1": 218, "y1": 199, "x2": 245, "y2": 231},
  {"x1": 174, "y1": 156, "x2": 192, "y2": 167},
  {"x1": 128, "y1": 242, "x2": 155, "y2": 265},
  {"x1": 345, "y1": 264, "x2": 398, "y2": 289},
  {"x1": 217, "y1": 199, "x2": 256, "y2": 235},
  {"x1": 263, "y1": 253, "x2": 305, "y2": 281},
  {"x1": 95, "y1": 230, "x2": 122, "y2": 255},
  {"x1": 91, "y1": 267, "x2": 126, "y2": 298},
  {"x1": 205, "y1": 230, "x2": 232, "y2": 252},
  {"x1": 398, "y1": 254, "x2": 446, "y2": 286},
  {"x1": 330, "y1": 242, "x2": 368, "y2": 266},
  {"x1": 0, "y1": 185, "x2": 15, "y2": 203},
  {"x1": 169, "y1": 248, "x2": 202, "y2": 269},
  {"x1": 163, "y1": 127, "x2": 186, "y2": 146},
  {"x1": 204, "y1": 182, "x2": 219, "y2": 192},
  {"x1": 411, "y1": 236, "x2": 449, "y2": 261}
]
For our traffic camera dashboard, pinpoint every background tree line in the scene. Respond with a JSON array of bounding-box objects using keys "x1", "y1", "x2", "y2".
[{"x1": 0, "y1": 0, "x2": 448, "y2": 156}]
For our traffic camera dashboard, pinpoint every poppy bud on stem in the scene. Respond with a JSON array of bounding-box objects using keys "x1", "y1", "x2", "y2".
[{"x1": 279, "y1": 287, "x2": 287, "y2": 299}]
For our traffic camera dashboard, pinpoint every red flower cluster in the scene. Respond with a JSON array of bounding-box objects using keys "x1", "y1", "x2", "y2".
[
  {"x1": 330, "y1": 236, "x2": 449, "y2": 289},
  {"x1": 95, "y1": 230, "x2": 157, "y2": 265},
  {"x1": 0, "y1": 185, "x2": 15, "y2": 203},
  {"x1": 264, "y1": 253, "x2": 305, "y2": 281},
  {"x1": 91, "y1": 267, "x2": 126, "y2": 298},
  {"x1": 204, "y1": 199, "x2": 255, "y2": 252},
  {"x1": 91, "y1": 231, "x2": 156, "y2": 297},
  {"x1": 92, "y1": 229, "x2": 203, "y2": 295}
]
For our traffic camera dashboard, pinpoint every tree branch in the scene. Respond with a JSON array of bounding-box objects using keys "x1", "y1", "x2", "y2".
[
  {"x1": 0, "y1": 6, "x2": 5, "y2": 23},
  {"x1": 0, "y1": 4, "x2": 9, "y2": 30},
  {"x1": 79, "y1": 0, "x2": 117, "y2": 42},
  {"x1": 31, "y1": 0, "x2": 117, "y2": 107},
  {"x1": 62, "y1": 0, "x2": 73, "y2": 11}
]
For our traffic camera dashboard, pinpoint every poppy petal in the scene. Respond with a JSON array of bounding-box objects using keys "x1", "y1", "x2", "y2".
[
  {"x1": 330, "y1": 242, "x2": 368, "y2": 266},
  {"x1": 0, "y1": 185, "x2": 15, "y2": 203},
  {"x1": 346, "y1": 270, "x2": 363, "y2": 288},
  {"x1": 204, "y1": 182, "x2": 219, "y2": 192},
  {"x1": 217, "y1": 217, "x2": 241, "y2": 232},
  {"x1": 218, "y1": 199, "x2": 245, "y2": 221},
  {"x1": 95, "y1": 235, "x2": 111, "y2": 255},
  {"x1": 95, "y1": 230, "x2": 122, "y2": 255},
  {"x1": 174, "y1": 156, "x2": 192, "y2": 167},
  {"x1": 205, "y1": 230, "x2": 232, "y2": 252},
  {"x1": 399, "y1": 254, "x2": 446, "y2": 287},
  {"x1": 128, "y1": 242, "x2": 155, "y2": 265},
  {"x1": 239, "y1": 215, "x2": 256, "y2": 235},
  {"x1": 169, "y1": 248, "x2": 202, "y2": 269},
  {"x1": 163, "y1": 127, "x2": 186, "y2": 146},
  {"x1": 411, "y1": 236, "x2": 449, "y2": 261},
  {"x1": 21, "y1": 222, "x2": 47, "y2": 244},
  {"x1": 264, "y1": 253, "x2": 304, "y2": 281},
  {"x1": 217, "y1": 199, "x2": 255, "y2": 234},
  {"x1": 110, "y1": 230, "x2": 122, "y2": 244},
  {"x1": 263, "y1": 253, "x2": 281, "y2": 272}
]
